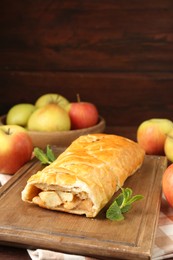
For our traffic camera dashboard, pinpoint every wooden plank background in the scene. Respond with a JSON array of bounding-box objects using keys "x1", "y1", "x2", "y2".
[{"x1": 0, "y1": 0, "x2": 173, "y2": 126}]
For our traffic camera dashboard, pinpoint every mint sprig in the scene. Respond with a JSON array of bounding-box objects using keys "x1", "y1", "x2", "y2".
[
  {"x1": 34, "y1": 145, "x2": 56, "y2": 165},
  {"x1": 106, "y1": 187, "x2": 144, "y2": 221}
]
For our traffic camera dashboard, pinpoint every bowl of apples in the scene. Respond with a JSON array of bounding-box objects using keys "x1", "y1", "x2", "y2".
[{"x1": 1, "y1": 93, "x2": 106, "y2": 149}]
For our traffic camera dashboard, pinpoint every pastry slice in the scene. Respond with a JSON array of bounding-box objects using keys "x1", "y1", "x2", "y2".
[{"x1": 21, "y1": 133, "x2": 145, "y2": 217}]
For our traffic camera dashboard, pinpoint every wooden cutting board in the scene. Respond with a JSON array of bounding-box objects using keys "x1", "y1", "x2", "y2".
[{"x1": 0, "y1": 147, "x2": 167, "y2": 260}]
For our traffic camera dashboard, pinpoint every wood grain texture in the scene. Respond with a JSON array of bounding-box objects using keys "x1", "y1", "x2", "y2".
[
  {"x1": 0, "y1": 71, "x2": 173, "y2": 126},
  {"x1": 0, "y1": 147, "x2": 167, "y2": 260},
  {"x1": 1, "y1": 0, "x2": 173, "y2": 72},
  {"x1": 0, "y1": 0, "x2": 173, "y2": 126}
]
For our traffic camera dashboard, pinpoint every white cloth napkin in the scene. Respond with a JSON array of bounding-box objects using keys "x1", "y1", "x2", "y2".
[
  {"x1": 152, "y1": 196, "x2": 173, "y2": 260},
  {"x1": 0, "y1": 173, "x2": 11, "y2": 186},
  {"x1": 1, "y1": 174, "x2": 173, "y2": 260},
  {"x1": 27, "y1": 249, "x2": 96, "y2": 260}
]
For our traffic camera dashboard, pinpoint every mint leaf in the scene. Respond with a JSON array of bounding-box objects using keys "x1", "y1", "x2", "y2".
[
  {"x1": 126, "y1": 194, "x2": 144, "y2": 205},
  {"x1": 34, "y1": 147, "x2": 50, "y2": 164},
  {"x1": 121, "y1": 204, "x2": 131, "y2": 213},
  {"x1": 124, "y1": 187, "x2": 132, "y2": 200},
  {"x1": 115, "y1": 193, "x2": 124, "y2": 206},
  {"x1": 46, "y1": 145, "x2": 56, "y2": 162},
  {"x1": 106, "y1": 200, "x2": 124, "y2": 221},
  {"x1": 106, "y1": 187, "x2": 144, "y2": 221},
  {"x1": 34, "y1": 145, "x2": 56, "y2": 165}
]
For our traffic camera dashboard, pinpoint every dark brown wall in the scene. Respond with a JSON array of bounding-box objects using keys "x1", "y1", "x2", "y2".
[{"x1": 1, "y1": 0, "x2": 173, "y2": 126}]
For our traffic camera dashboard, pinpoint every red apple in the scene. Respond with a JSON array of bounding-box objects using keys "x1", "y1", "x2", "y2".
[
  {"x1": 0, "y1": 125, "x2": 33, "y2": 174},
  {"x1": 66, "y1": 96, "x2": 99, "y2": 129},
  {"x1": 137, "y1": 118, "x2": 173, "y2": 155},
  {"x1": 162, "y1": 164, "x2": 173, "y2": 207}
]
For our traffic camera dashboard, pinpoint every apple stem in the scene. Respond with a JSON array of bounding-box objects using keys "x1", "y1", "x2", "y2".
[
  {"x1": 7, "y1": 128, "x2": 11, "y2": 135},
  {"x1": 77, "y1": 93, "x2": 81, "y2": 103}
]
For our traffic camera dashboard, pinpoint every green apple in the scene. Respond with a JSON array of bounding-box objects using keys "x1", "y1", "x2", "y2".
[
  {"x1": 27, "y1": 103, "x2": 71, "y2": 132},
  {"x1": 137, "y1": 118, "x2": 173, "y2": 155},
  {"x1": 164, "y1": 130, "x2": 173, "y2": 162},
  {"x1": 35, "y1": 93, "x2": 70, "y2": 109},
  {"x1": 6, "y1": 103, "x2": 36, "y2": 127}
]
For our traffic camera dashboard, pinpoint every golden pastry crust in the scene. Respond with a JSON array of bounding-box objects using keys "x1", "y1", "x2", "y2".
[{"x1": 21, "y1": 134, "x2": 145, "y2": 217}]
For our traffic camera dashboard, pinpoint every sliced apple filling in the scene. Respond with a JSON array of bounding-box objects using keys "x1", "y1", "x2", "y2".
[{"x1": 32, "y1": 190, "x2": 93, "y2": 213}]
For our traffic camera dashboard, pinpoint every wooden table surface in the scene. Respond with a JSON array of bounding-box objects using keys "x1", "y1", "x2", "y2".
[{"x1": 0, "y1": 126, "x2": 165, "y2": 260}]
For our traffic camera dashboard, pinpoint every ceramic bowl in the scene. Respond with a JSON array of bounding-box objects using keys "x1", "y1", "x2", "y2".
[{"x1": 0, "y1": 115, "x2": 106, "y2": 149}]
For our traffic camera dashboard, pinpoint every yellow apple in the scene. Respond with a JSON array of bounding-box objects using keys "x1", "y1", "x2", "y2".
[
  {"x1": 6, "y1": 103, "x2": 36, "y2": 127},
  {"x1": 137, "y1": 118, "x2": 173, "y2": 155},
  {"x1": 27, "y1": 103, "x2": 71, "y2": 132},
  {"x1": 164, "y1": 130, "x2": 173, "y2": 162},
  {"x1": 0, "y1": 125, "x2": 33, "y2": 174},
  {"x1": 35, "y1": 93, "x2": 70, "y2": 109}
]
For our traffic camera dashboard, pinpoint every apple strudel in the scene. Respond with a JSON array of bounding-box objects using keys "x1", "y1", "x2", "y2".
[{"x1": 21, "y1": 133, "x2": 145, "y2": 217}]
